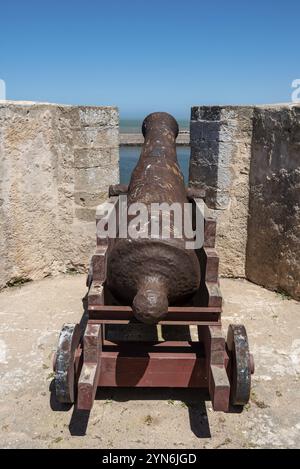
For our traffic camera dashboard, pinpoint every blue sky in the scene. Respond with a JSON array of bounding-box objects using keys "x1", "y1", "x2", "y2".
[{"x1": 0, "y1": 0, "x2": 299, "y2": 118}]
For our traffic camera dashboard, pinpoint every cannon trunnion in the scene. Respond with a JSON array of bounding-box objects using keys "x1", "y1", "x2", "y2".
[{"x1": 53, "y1": 112, "x2": 254, "y2": 419}]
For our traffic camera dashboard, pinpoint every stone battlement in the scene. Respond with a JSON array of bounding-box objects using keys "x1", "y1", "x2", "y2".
[{"x1": 0, "y1": 101, "x2": 299, "y2": 300}]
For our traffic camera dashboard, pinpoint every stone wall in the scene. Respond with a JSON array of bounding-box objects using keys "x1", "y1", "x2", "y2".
[
  {"x1": 0, "y1": 101, "x2": 119, "y2": 288},
  {"x1": 190, "y1": 103, "x2": 300, "y2": 300},
  {"x1": 246, "y1": 105, "x2": 300, "y2": 300}
]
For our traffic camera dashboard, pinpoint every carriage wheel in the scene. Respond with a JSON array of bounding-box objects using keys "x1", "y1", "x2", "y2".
[
  {"x1": 226, "y1": 324, "x2": 254, "y2": 406},
  {"x1": 54, "y1": 323, "x2": 81, "y2": 404}
]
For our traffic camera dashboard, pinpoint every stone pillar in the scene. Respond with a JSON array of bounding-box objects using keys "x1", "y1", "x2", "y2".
[
  {"x1": 246, "y1": 104, "x2": 300, "y2": 300},
  {"x1": 0, "y1": 101, "x2": 119, "y2": 288},
  {"x1": 189, "y1": 105, "x2": 253, "y2": 277}
]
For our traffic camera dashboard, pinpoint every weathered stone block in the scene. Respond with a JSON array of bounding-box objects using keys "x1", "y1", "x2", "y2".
[
  {"x1": 75, "y1": 207, "x2": 98, "y2": 222},
  {"x1": 78, "y1": 107, "x2": 118, "y2": 127},
  {"x1": 74, "y1": 148, "x2": 112, "y2": 169},
  {"x1": 74, "y1": 191, "x2": 108, "y2": 208},
  {"x1": 73, "y1": 127, "x2": 119, "y2": 147}
]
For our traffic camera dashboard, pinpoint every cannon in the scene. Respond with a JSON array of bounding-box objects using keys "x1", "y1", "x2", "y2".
[
  {"x1": 53, "y1": 112, "x2": 254, "y2": 416},
  {"x1": 106, "y1": 113, "x2": 200, "y2": 324}
]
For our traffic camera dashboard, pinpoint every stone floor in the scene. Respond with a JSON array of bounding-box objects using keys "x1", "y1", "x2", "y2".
[{"x1": 0, "y1": 274, "x2": 299, "y2": 449}]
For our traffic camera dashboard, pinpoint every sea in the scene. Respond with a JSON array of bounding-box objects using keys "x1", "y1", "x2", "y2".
[{"x1": 119, "y1": 119, "x2": 190, "y2": 184}]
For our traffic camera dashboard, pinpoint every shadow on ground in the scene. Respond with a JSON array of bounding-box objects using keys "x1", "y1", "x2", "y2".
[{"x1": 50, "y1": 384, "x2": 212, "y2": 438}]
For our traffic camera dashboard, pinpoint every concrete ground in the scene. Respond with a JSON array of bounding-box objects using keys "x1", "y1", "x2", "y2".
[{"x1": 0, "y1": 274, "x2": 299, "y2": 449}]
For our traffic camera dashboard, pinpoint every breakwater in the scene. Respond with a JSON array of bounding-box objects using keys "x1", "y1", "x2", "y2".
[{"x1": 120, "y1": 130, "x2": 189, "y2": 145}]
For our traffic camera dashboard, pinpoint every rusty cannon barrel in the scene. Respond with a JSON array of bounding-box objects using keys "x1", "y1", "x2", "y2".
[{"x1": 106, "y1": 112, "x2": 201, "y2": 324}]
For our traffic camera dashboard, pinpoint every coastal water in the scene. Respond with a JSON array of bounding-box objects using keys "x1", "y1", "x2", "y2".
[{"x1": 120, "y1": 146, "x2": 190, "y2": 184}]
